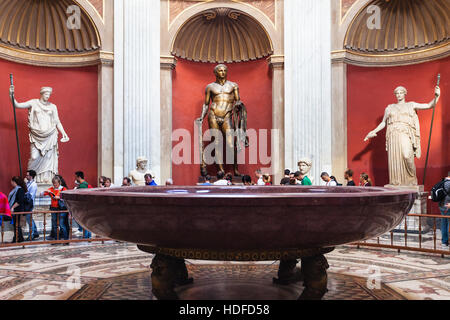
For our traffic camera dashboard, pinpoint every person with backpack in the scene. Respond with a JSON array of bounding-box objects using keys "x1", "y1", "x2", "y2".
[
  {"x1": 432, "y1": 173, "x2": 450, "y2": 249},
  {"x1": 25, "y1": 170, "x2": 39, "y2": 240},
  {"x1": 8, "y1": 176, "x2": 28, "y2": 243}
]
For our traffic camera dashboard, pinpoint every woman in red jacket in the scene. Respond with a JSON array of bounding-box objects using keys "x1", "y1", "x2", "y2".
[{"x1": 43, "y1": 176, "x2": 68, "y2": 241}]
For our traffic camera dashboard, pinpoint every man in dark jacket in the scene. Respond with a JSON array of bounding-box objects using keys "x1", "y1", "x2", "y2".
[{"x1": 439, "y1": 172, "x2": 450, "y2": 249}]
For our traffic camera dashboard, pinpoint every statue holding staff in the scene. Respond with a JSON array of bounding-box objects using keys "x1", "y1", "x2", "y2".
[
  {"x1": 364, "y1": 85, "x2": 441, "y2": 186},
  {"x1": 9, "y1": 86, "x2": 69, "y2": 184}
]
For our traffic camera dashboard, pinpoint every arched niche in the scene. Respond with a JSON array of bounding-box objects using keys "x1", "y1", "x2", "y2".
[
  {"x1": 340, "y1": 0, "x2": 450, "y2": 66},
  {"x1": 171, "y1": 7, "x2": 273, "y2": 63},
  {"x1": 166, "y1": 1, "x2": 281, "y2": 56}
]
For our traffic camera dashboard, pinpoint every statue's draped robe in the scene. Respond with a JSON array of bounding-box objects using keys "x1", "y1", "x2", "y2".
[
  {"x1": 385, "y1": 102, "x2": 421, "y2": 186},
  {"x1": 28, "y1": 99, "x2": 60, "y2": 184}
]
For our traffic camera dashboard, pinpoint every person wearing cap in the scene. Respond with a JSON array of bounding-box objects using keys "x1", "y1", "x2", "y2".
[{"x1": 9, "y1": 86, "x2": 70, "y2": 184}]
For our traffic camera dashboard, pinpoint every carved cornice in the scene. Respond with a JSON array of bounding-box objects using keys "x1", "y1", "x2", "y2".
[
  {"x1": 0, "y1": 43, "x2": 102, "y2": 67},
  {"x1": 99, "y1": 50, "x2": 113, "y2": 66},
  {"x1": 160, "y1": 55, "x2": 177, "y2": 69},
  {"x1": 267, "y1": 54, "x2": 284, "y2": 69},
  {"x1": 332, "y1": 43, "x2": 450, "y2": 67}
]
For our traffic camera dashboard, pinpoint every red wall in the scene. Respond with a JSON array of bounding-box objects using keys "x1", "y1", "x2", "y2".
[
  {"x1": 347, "y1": 57, "x2": 450, "y2": 212},
  {"x1": 172, "y1": 58, "x2": 273, "y2": 185},
  {"x1": 0, "y1": 59, "x2": 98, "y2": 194}
]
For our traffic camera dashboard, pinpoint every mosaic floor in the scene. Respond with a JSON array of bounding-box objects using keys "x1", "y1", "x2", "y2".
[{"x1": 0, "y1": 242, "x2": 449, "y2": 300}]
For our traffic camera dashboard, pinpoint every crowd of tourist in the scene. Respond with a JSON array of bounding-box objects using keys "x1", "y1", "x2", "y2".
[
  {"x1": 0, "y1": 170, "x2": 95, "y2": 243},
  {"x1": 193, "y1": 167, "x2": 374, "y2": 187}
]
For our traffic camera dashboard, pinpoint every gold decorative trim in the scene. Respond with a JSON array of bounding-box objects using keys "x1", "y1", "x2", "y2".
[
  {"x1": 345, "y1": 42, "x2": 450, "y2": 58},
  {"x1": 0, "y1": 43, "x2": 102, "y2": 67},
  {"x1": 137, "y1": 245, "x2": 335, "y2": 261},
  {"x1": 75, "y1": 0, "x2": 105, "y2": 24},
  {"x1": 169, "y1": 0, "x2": 276, "y2": 31},
  {"x1": 0, "y1": 43, "x2": 99, "y2": 58},
  {"x1": 74, "y1": 0, "x2": 102, "y2": 47},
  {"x1": 168, "y1": 0, "x2": 214, "y2": 31},
  {"x1": 231, "y1": 0, "x2": 276, "y2": 30},
  {"x1": 340, "y1": 0, "x2": 364, "y2": 26},
  {"x1": 332, "y1": 43, "x2": 450, "y2": 67}
]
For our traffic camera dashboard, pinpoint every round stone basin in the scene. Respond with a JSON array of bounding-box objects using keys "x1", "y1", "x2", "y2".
[{"x1": 62, "y1": 186, "x2": 415, "y2": 251}]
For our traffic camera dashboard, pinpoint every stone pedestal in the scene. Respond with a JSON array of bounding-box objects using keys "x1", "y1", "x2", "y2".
[
  {"x1": 34, "y1": 183, "x2": 52, "y2": 208},
  {"x1": 386, "y1": 185, "x2": 429, "y2": 233}
]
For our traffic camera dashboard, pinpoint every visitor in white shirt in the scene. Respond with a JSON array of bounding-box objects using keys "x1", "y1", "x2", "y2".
[
  {"x1": 320, "y1": 172, "x2": 337, "y2": 186},
  {"x1": 255, "y1": 169, "x2": 265, "y2": 186},
  {"x1": 213, "y1": 172, "x2": 230, "y2": 185}
]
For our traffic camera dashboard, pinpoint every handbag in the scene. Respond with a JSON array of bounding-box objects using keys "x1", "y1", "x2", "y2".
[{"x1": 58, "y1": 199, "x2": 68, "y2": 210}]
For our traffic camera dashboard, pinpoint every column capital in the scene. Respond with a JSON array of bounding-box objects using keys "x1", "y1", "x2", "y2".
[
  {"x1": 100, "y1": 51, "x2": 114, "y2": 66},
  {"x1": 267, "y1": 54, "x2": 284, "y2": 69},
  {"x1": 160, "y1": 55, "x2": 177, "y2": 69}
]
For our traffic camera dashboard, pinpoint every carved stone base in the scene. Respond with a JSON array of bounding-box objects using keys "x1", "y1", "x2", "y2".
[
  {"x1": 273, "y1": 259, "x2": 303, "y2": 285},
  {"x1": 274, "y1": 248, "x2": 334, "y2": 300},
  {"x1": 139, "y1": 245, "x2": 334, "y2": 300},
  {"x1": 298, "y1": 253, "x2": 330, "y2": 300},
  {"x1": 149, "y1": 254, "x2": 194, "y2": 300}
]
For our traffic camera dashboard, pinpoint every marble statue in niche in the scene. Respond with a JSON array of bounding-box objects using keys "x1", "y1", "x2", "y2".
[
  {"x1": 364, "y1": 85, "x2": 440, "y2": 186},
  {"x1": 10, "y1": 86, "x2": 70, "y2": 184}
]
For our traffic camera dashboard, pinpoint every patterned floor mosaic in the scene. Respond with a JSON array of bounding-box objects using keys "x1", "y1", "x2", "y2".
[
  {"x1": 0, "y1": 242, "x2": 449, "y2": 300},
  {"x1": 67, "y1": 265, "x2": 405, "y2": 300}
]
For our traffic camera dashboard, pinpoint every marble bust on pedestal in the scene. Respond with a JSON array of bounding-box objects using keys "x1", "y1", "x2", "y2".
[
  {"x1": 297, "y1": 158, "x2": 313, "y2": 185},
  {"x1": 129, "y1": 156, "x2": 154, "y2": 186}
]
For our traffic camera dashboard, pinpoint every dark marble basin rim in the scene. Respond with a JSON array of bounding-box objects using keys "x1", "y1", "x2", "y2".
[{"x1": 62, "y1": 185, "x2": 417, "y2": 199}]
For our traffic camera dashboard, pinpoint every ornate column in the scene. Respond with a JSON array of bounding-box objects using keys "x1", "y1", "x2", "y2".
[
  {"x1": 98, "y1": 1, "x2": 115, "y2": 181},
  {"x1": 113, "y1": 0, "x2": 161, "y2": 184},
  {"x1": 98, "y1": 52, "x2": 114, "y2": 180},
  {"x1": 331, "y1": 58, "x2": 347, "y2": 183},
  {"x1": 284, "y1": 0, "x2": 332, "y2": 184},
  {"x1": 268, "y1": 55, "x2": 285, "y2": 185},
  {"x1": 160, "y1": 55, "x2": 177, "y2": 184}
]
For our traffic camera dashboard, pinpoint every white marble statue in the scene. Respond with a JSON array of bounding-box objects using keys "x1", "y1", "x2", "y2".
[
  {"x1": 364, "y1": 85, "x2": 440, "y2": 186},
  {"x1": 128, "y1": 156, "x2": 154, "y2": 186},
  {"x1": 9, "y1": 86, "x2": 70, "y2": 184},
  {"x1": 297, "y1": 157, "x2": 313, "y2": 185}
]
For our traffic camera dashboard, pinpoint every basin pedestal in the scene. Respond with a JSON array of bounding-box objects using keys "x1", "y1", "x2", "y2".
[
  {"x1": 63, "y1": 185, "x2": 416, "y2": 300},
  {"x1": 138, "y1": 245, "x2": 334, "y2": 300}
]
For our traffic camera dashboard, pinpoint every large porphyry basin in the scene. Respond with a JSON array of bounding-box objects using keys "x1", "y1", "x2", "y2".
[{"x1": 62, "y1": 186, "x2": 415, "y2": 250}]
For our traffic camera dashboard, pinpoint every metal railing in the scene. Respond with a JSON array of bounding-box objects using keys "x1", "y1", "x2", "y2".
[
  {"x1": 0, "y1": 210, "x2": 110, "y2": 248},
  {"x1": 351, "y1": 213, "x2": 450, "y2": 257}
]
